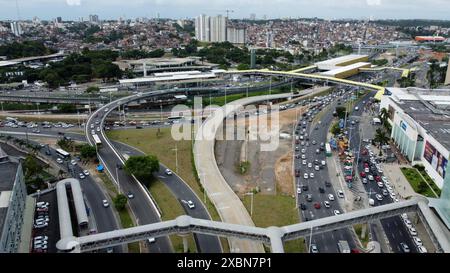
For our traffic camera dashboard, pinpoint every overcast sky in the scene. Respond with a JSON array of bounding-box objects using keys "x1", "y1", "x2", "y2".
[{"x1": 1, "y1": 0, "x2": 450, "y2": 21}]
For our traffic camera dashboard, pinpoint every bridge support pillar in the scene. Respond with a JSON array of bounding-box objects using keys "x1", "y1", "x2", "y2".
[
  {"x1": 179, "y1": 233, "x2": 189, "y2": 253},
  {"x1": 267, "y1": 227, "x2": 284, "y2": 253}
]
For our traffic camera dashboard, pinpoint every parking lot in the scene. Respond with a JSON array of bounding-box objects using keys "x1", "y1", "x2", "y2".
[{"x1": 31, "y1": 191, "x2": 59, "y2": 253}]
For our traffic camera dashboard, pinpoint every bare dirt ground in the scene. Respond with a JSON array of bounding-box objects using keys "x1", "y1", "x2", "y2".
[
  {"x1": 275, "y1": 151, "x2": 294, "y2": 196},
  {"x1": 215, "y1": 105, "x2": 307, "y2": 195}
]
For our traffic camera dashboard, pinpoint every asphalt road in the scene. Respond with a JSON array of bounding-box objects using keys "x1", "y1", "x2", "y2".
[
  {"x1": 87, "y1": 99, "x2": 223, "y2": 253},
  {"x1": 1, "y1": 124, "x2": 222, "y2": 252},
  {"x1": 346, "y1": 96, "x2": 418, "y2": 253},
  {"x1": 112, "y1": 141, "x2": 222, "y2": 253},
  {"x1": 294, "y1": 88, "x2": 358, "y2": 253},
  {"x1": 0, "y1": 136, "x2": 122, "y2": 253}
]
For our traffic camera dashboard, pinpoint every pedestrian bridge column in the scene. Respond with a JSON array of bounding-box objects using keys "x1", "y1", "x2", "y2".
[{"x1": 267, "y1": 227, "x2": 284, "y2": 253}]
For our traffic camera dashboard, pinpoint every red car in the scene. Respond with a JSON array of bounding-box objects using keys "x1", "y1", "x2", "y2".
[
  {"x1": 314, "y1": 202, "x2": 321, "y2": 209},
  {"x1": 360, "y1": 172, "x2": 366, "y2": 178},
  {"x1": 375, "y1": 176, "x2": 381, "y2": 182},
  {"x1": 295, "y1": 170, "x2": 301, "y2": 177},
  {"x1": 364, "y1": 163, "x2": 369, "y2": 168}
]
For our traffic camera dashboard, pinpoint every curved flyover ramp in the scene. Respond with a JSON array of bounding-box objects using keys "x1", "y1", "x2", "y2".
[{"x1": 193, "y1": 93, "x2": 295, "y2": 253}]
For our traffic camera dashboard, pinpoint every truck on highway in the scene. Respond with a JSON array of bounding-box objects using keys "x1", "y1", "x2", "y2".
[{"x1": 337, "y1": 240, "x2": 351, "y2": 253}]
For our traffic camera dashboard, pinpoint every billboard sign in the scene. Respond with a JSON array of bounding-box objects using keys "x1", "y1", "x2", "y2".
[
  {"x1": 400, "y1": 120, "x2": 407, "y2": 131},
  {"x1": 423, "y1": 141, "x2": 448, "y2": 179}
]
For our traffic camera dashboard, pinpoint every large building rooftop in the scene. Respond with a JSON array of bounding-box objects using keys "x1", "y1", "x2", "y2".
[
  {"x1": 315, "y1": 54, "x2": 369, "y2": 71},
  {"x1": 395, "y1": 99, "x2": 450, "y2": 152}
]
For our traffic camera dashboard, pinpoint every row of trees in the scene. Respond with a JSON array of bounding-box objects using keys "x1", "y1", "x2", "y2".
[
  {"x1": 120, "y1": 49, "x2": 165, "y2": 59},
  {"x1": 0, "y1": 40, "x2": 56, "y2": 59},
  {"x1": 26, "y1": 49, "x2": 122, "y2": 88}
]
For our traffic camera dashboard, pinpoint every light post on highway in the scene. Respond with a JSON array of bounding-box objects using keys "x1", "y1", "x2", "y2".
[
  {"x1": 198, "y1": 172, "x2": 207, "y2": 204},
  {"x1": 172, "y1": 143, "x2": 178, "y2": 174},
  {"x1": 244, "y1": 191, "x2": 254, "y2": 218},
  {"x1": 1, "y1": 101, "x2": 3, "y2": 113},
  {"x1": 115, "y1": 164, "x2": 121, "y2": 194}
]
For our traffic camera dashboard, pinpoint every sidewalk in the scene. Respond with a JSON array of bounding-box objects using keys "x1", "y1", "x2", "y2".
[{"x1": 381, "y1": 163, "x2": 417, "y2": 199}]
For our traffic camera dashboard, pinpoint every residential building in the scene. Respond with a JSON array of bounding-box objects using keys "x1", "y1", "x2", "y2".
[
  {"x1": 10, "y1": 22, "x2": 22, "y2": 36},
  {"x1": 227, "y1": 27, "x2": 246, "y2": 44}
]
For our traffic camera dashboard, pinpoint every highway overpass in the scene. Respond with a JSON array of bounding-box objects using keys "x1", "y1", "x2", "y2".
[{"x1": 56, "y1": 196, "x2": 450, "y2": 253}]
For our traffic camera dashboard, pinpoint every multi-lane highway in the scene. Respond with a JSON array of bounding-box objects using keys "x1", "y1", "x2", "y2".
[
  {"x1": 346, "y1": 97, "x2": 419, "y2": 253},
  {"x1": 1, "y1": 119, "x2": 222, "y2": 252},
  {"x1": 294, "y1": 88, "x2": 358, "y2": 253},
  {"x1": 85, "y1": 93, "x2": 222, "y2": 253}
]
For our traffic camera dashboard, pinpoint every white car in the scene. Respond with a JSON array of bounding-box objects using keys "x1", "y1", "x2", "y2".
[
  {"x1": 368, "y1": 175, "x2": 374, "y2": 181},
  {"x1": 413, "y1": 237, "x2": 423, "y2": 246},
  {"x1": 102, "y1": 200, "x2": 109, "y2": 208},
  {"x1": 301, "y1": 149, "x2": 306, "y2": 154},
  {"x1": 337, "y1": 190, "x2": 344, "y2": 198},
  {"x1": 148, "y1": 237, "x2": 156, "y2": 244},
  {"x1": 71, "y1": 159, "x2": 77, "y2": 165},
  {"x1": 165, "y1": 169, "x2": 173, "y2": 175},
  {"x1": 302, "y1": 154, "x2": 306, "y2": 159},
  {"x1": 79, "y1": 173, "x2": 85, "y2": 179},
  {"x1": 333, "y1": 210, "x2": 341, "y2": 216},
  {"x1": 297, "y1": 187, "x2": 302, "y2": 194},
  {"x1": 409, "y1": 227, "x2": 417, "y2": 236},
  {"x1": 83, "y1": 170, "x2": 90, "y2": 176},
  {"x1": 321, "y1": 160, "x2": 326, "y2": 166},
  {"x1": 308, "y1": 163, "x2": 313, "y2": 168},
  {"x1": 328, "y1": 194, "x2": 335, "y2": 201},
  {"x1": 390, "y1": 192, "x2": 396, "y2": 199},
  {"x1": 381, "y1": 176, "x2": 388, "y2": 183},
  {"x1": 364, "y1": 167, "x2": 370, "y2": 173},
  {"x1": 375, "y1": 194, "x2": 383, "y2": 201},
  {"x1": 324, "y1": 201, "x2": 331, "y2": 208},
  {"x1": 418, "y1": 246, "x2": 428, "y2": 253},
  {"x1": 377, "y1": 182, "x2": 384, "y2": 188},
  {"x1": 404, "y1": 219, "x2": 413, "y2": 228},
  {"x1": 302, "y1": 160, "x2": 307, "y2": 165},
  {"x1": 187, "y1": 200, "x2": 195, "y2": 209},
  {"x1": 362, "y1": 178, "x2": 368, "y2": 184},
  {"x1": 56, "y1": 158, "x2": 63, "y2": 164},
  {"x1": 304, "y1": 173, "x2": 309, "y2": 179},
  {"x1": 315, "y1": 165, "x2": 320, "y2": 171},
  {"x1": 310, "y1": 173, "x2": 315, "y2": 178}
]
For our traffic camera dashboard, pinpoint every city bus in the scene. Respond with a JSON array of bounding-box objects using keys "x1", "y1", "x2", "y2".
[
  {"x1": 325, "y1": 143, "x2": 332, "y2": 157},
  {"x1": 56, "y1": 149, "x2": 70, "y2": 159},
  {"x1": 93, "y1": 134, "x2": 102, "y2": 147}
]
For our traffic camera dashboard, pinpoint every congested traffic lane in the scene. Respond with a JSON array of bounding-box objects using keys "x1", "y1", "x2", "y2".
[
  {"x1": 346, "y1": 93, "x2": 418, "y2": 253},
  {"x1": 294, "y1": 88, "x2": 358, "y2": 253}
]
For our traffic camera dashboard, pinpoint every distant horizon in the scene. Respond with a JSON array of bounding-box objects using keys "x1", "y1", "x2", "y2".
[
  {"x1": 2, "y1": 16, "x2": 450, "y2": 22},
  {"x1": 1, "y1": 0, "x2": 450, "y2": 22}
]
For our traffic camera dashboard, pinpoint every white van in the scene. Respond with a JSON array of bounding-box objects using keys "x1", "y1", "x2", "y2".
[{"x1": 369, "y1": 198, "x2": 375, "y2": 206}]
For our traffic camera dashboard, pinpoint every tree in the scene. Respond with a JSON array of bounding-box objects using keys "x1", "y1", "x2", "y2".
[
  {"x1": 86, "y1": 86, "x2": 100, "y2": 93},
  {"x1": 80, "y1": 144, "x2": 97, "y2": 159},
  {"x1": 379, "y1": 108, "x2": 389, "y2": 126},
  {"x1": 237, "y1": 63, "x2": 250, "y2": 71},
  {"x1": 113, "y1": 194, "x2": 128, "y2": 211},
  {"x1": 335, "y1": 107, "x2": 347, "y2": 119},
  {"x1": 23, "y1": 155, "x2": 43, "y2": 179},
  {"x1": 124, "y1": 155, "x2": 160, "y2": 180},
  {"x1": 374, "y1": 128, "x2": 389, "y2": 146}
]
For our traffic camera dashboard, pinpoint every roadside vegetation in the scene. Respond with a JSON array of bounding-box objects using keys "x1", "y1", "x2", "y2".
[
  {"x1": 107, "y1": 127, "x2": 230, "y2": 252},
  {"x1": 242, "y1": 193, "x2": 306, "y2": 253},
  {"x1": 400, "y1": 167, "x2": 440, "y2": 198}
]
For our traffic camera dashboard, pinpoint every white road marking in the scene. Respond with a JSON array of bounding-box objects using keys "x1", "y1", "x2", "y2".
[{"x1": 218, "y1": 206, "x2": 230, "y2": 210}]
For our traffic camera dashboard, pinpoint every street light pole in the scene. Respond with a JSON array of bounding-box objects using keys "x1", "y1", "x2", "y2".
[
  {"x1": 172, "y1": 143, "x2": 178, "y2": 173},
  {"x1": 245, "y1": 191, "x2": 254, "y2": 217},
  {"x1": 115, "y1": 165, "x2": 121, "y2": 194}
]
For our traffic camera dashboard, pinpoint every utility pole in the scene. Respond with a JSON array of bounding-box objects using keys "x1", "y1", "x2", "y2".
[
  {"x1": 172, "y1": 143, "x2": 178, "y2": 173},
  {"x1": 245, "y1": 191, "x2": 254, "y2": 217},
  {"x1": 115, "y1": 164, "x2": 121, "y2": 194}
]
